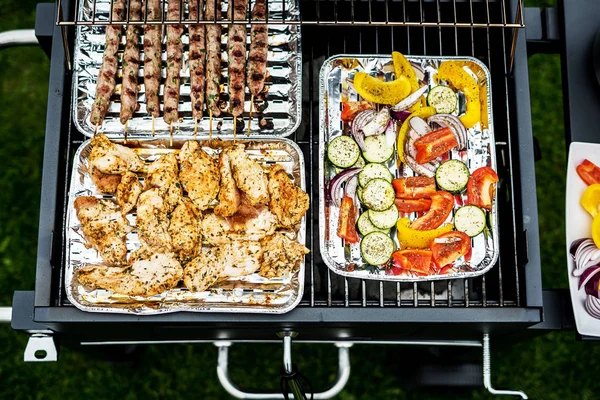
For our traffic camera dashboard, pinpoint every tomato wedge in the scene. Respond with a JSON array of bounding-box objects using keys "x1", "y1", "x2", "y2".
[
  {"x1": 341, "y1": 101, "x2": 373, "y2": 122},
  {"x1": 430, "y1": 231, "x2": 471, "y2": 268},
  {"x1": 395, "y1": 198, "x2": 431, "y2": 213},
  {"x1": 413, "y1": 127, "x2": 458, "y2": 164},
  {"x1": 392, "y1": 249, "x2": 433, "y2": 275},
  {"x1": 576, "y1": 159, "x2": 600, "y2": 186},
  {"x1": 467, "y1": 167, "x2": 499, "y2": 211},
  {"x1": 337, "y1": 196, "x2": 360, "y2": 243},
  {"x1": 392, "y1": 176, "x2": 436, "y2": 199},
  {"x1": 410, "y1": 191, "x2": 454, "y2": 230}
]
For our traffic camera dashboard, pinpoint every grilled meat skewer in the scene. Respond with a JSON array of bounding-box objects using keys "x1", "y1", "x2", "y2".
[
  {"x1": 143, "y1": 0, "x2": 162, "y2": 118},
  {"x1": 247, "y1": 0, "x2": 268, "y2": 97},
  {"x1": 90, "y1": 0, "x2": 126, "y2": 127},
  {"x1": 227, "y1": 0, "x2": 249, "y2": 118},
  {"x1": 188, "y1": 0, "x2": 207, "y2": 122},
  {"x1": 206, "y1": 0, "x2": 223, "y2": 118},
  {"x1": 163, "y1": 0, "x2": 184, "y2": 125},
  {"x1": 120, "y1": 0, "x2": 143, "y2": 125}
]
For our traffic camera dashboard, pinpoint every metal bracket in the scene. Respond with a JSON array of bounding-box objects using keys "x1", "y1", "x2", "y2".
[
  {"x1": 24, "y1": 333, "x2": 58, "y2": 362},
  {"x1": 215, "y1": 336, "x2": 352, "y2": 399},
  {"x1": 483, "y1": 334, "x2": 528, "y2": 399}
]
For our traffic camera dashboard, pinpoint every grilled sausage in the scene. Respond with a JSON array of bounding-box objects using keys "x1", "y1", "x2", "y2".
[
  {"x1": 143, "y1": 0, "x2": 162, "y2": 118},
  {"x1": 227, "y1": 0, "x2": 248, "y2": 117},
  {"x1": 247, "y1": 0, "x2": 268, "y2": 97},
  {"x1": 119, "y1": 0, "x2": 143, "y2": 124},
  {"x1": 163, "y1": 0, "x2": 185, "y2": 124},
  {"x1": 188, "y1": 0, "x2": 206, "y2": 120},
  {"x1": 90, "y1": 0, "x2": 126, "y2": 126},
  {"x1": 205, "y1": 0, "x2": 223, "y2": 117}
]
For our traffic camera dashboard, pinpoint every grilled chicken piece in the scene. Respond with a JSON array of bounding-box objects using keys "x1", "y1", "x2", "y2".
[
  {"x1": 136, "y1": 188, "x2": 172, "y2": 253},
  {"x1": 89, "y1": 134, "x2": 144, "y2": 174},
  {"x1": 168, "y1": 198, "x2": 202, "y2": 262},
  {"x1": 183, "y1": 248, "x2": 223, "y2": 292},
  {"x1": 116, "y1": 171, "x2": 142, "y2": 215},
  {"x1": 215, "y1": 149, "x2": 241, "y2": 217},
  {"x1": 259, "y1": 233, "x2": 309, "y2": 278},
  {"x1": 201, "y1": 207, "x2": 277, "y2": 245},
  {"x1": 90, "y1": 166, "x2": 122, "y2": 194},
  {"x1": 77, "y1": 253, "x2": 183, "y2": 297},
  {"x1": 178, "y1": 141, "x2": 220, "y2": 210},
  {"x1": 145, "y1": 153, "x2": 183, "y2": 211},
  {"x1": 267, "y1": 165, "x2": 309, "y2": 228},
  {"x1": 228, "y1": 144, "x2": 269, "y2": 206},
  {"x1": 219, "y1": 241, "x2": 264, "y2": 277},
  {"x1": 74, "y1": 196, "x2": 133, "y2": 266}
]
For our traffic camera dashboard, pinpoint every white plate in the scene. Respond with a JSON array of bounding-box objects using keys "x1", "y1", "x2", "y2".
[{"x1": 566, "y1": 141, "x2": 600, "y2": 337}]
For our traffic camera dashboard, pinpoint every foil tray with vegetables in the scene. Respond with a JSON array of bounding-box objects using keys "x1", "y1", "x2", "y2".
[{"x1": 319, "y1": 53, "x2": 500, "y2": 282}]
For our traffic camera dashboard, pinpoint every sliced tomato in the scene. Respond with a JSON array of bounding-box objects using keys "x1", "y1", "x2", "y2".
[
  {"x1": 337, "y1": 196, "x2": 360, "y2": 243},
  {"x1": 392, "y1": 249, "x2": 433, "y2": 275},
  {"x1": 467, "y1": 167, "x2": 499, "y2": 211},
  {"x1": 392, "y1": 176, "x2": 436, "y2": 199},
  {"x1": 413, "y1": 127, "x2": 458, "y2": 164},
  {"x1": 395, "y1": 198, "x2": 432, "y2": 213},
  {"x1": 576, "y1": 159, "x2": 600, "y2": 186},
  {"x1": 430, "y1": 231, "x2": 471, "y2": 268},
  {"x1": 410, "y1": 191, "x2": 454, "y2": 230},
  {"x1": 341, "y1": 101, "x2": 373, "y2": 122}
]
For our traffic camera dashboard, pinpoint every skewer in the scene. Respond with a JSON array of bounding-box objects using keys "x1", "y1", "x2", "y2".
[
  {"x1": 209, "y1": 110, "x2": 213, "y2": 141},
  {"x1": 151, "y1": 115, "x2": 155, "y2": 136},
  {"x1": 233, "y1": 117, "x2": 237, "y2": 142},
  {"x1": 247, "y1": 95, "x2": 254, "y2": 136},
  {"x1": 124, "y1": 120, "x2": 128, "y2": 144},
  {"x1": 169, "y1": 122, "x2": 173, "y2": 147},
  {"x1": 194, "y1": 118, "x2": 198, "y2": 139},
  {"x1": 94, "y1": 123, "x2": 100, "y2": 136}
]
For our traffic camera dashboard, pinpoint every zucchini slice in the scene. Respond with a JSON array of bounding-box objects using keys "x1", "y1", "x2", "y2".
[
  {"x1": 427, "y1": 85, "x2": 457, "y2": 114},
  {"x1": 454, "y1": 205, "x2": 486, "y2": 237},
  {"x1": 435, "y1": 159, "x2": 470, "y2": 194},
  {"x1": 357, "y1": 212, "x2": 390, "y2": 235},
  {"x1": 358, "y1": 163, "x2": 393, "y2": 187},
  {"x1": 327, "y1": 136, "x2": 361, "y2": 168},
  {"x1": 335, "y1": 156, "x2": 366, "y2": 174},
  {"x1": 361, "y1": 232, "x2": 395, "y2": 265},
  {"x1": 362, "y1": 178, "x2": 395, "y2": 211},
  {"x1": 363, "y1": 135, "x2": 395, "y2": 163},
  {"x1": 368, "y1": 206, "x2": 399, "y2": 230}
]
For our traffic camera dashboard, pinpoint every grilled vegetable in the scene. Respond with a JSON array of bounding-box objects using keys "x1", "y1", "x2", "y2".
[
  {"x1": 395, "y1": 198, "x2": 432, "y2": 213},
  {"x1": 337, "y1": 195, "x2": 360, "y2": 243},
  {"x1": 431, "y1": 231, "x2": 471, "y2": 267},
  {"x1": 392, "y1": 51, "x2": 421, "y2": 112},
  {"x1": 410, "y1": 191, "x2": 454, "y2": 230},
  {"x1": 396, "y1": 106, "x2": 436, "y2": 163},
  {"x1": 358, "y1": 163, "x2": 393, "y2": 187},
  {"x1": 363, "y1": 135, "x2": 394, "y2": 163},
  {"x1": 454, "y1": 205, "x2": 486, "y2": 237},
  {"x1": 362, "y1": 178, "x2": 396, "y2": 211},
  {"x1": 353, "y1": 72, "x2": 411, "y2": 105},
  {"x1": 368, "y1": 206, "x2": 399, "y2": 230},
  {"x1": 341, "y1": 101, "x2": 373, "y2": 122},
  {"x1": 393, "y1": 176, "x2": 436, "y2": 199},
  {"x1": 361, "y1": 232, "x2": 395, "y2": 265},
  {"x1": 436, "y1": 61, "x2": 480, "y2": 128},
  {"x1": 327, "y1": 168, "x2": 361, "y2": 207},
  {"x1": 327, "y1": 136, "x2": 361, "y2": 168},
  {"x1": 413, "y1": 127, "x2": 458, "y2": 164},
  {"x1": 435, "y1": 160, "x2": 470, "y2": 194},
  {"x1": 427, "y1": 85, "x2": 457, "y2": 114},
  {"x1": 392, "y1": 249, "x2": 433, "y2": 274},
  {"x1": 396, "y1": 217, "x2": 454, "y2": 249},
  {"x1": 357, "y1": 212, "x2": 390, "y2": 236},
  {"x1": 580, "y1": 184, "x2": 600, "y2": 217},
  {"x1": 467, "y1": 167, "x2": 498, "y2": 211},
  {"x1": 577, "y1": 159, "x2": 600, "y2": 186}
]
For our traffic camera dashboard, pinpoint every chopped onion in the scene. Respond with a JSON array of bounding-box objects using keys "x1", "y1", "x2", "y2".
[
  {"x1": 409, "y1": 117, "x2": 432, "y2": 136},
  {"x1": 390, "y1": 109, "x2": 411, "y2": 122},
  {"x1": 585, "y1": 295, "x2": 600, "y2": 319},
  {"x1": 327, "y1": 168, "x2": 361, "y2": 207},
  {"x1": 362, "y1": 108, "x2": 390, "y2": 137},
  {"x1": 350, "y1": 110, "x2": 375, "y2": 150},
  {"x1": 578, "y1": 265, "x2": 600, "y2": 290},
  {"x1": 427, "y1": 114, "x2": 468, "y2": 150},
  {"x1": 392, "y1": 86, "x2": 428, "y2": 111}
]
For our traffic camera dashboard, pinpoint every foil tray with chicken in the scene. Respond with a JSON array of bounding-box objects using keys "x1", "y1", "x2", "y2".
[{"x1": 65, "y1": 134, "x2": 309, "y2": 314}]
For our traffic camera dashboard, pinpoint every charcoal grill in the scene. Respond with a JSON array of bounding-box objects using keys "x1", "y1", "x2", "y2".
[{"x1": 1, "y1": 0, "x2": 584, "y2": 397}]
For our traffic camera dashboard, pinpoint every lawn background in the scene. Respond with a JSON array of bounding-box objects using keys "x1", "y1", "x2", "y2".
[{"x1": 2, "y1": 0, "x2": 599, "y2": 399}]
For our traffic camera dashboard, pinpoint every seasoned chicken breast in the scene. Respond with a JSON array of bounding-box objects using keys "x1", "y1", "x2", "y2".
[
  {"x1": 183, "y1": 248, "x2": 223, "y2": 292},
  {"x1": 74, "y1": 196, "x2": 133, "y2": 266},
  {"x1": 201, "y1": 207, "x2": 278, "y2": 245},
  {"x1": 89, "y1": 133, "x2": 144, "y2": 174},
  {"x1": 90, "y1": 166, "x2": 122, "y2": 194},
  {"x1": 214, "y1": 149, "x2": 241, "y2": 217},
  {"x1": 116, "y1": 171, "x2": 142, "y2": 215},
  {"x1": 228, "y1": 144, "x2": 269, "y2": 206},
  {"x1": 136, "y1": 188, "x2": 172, "y2": 253},
  {"x1": 168, "y1": 198, "x2": 202, "y2": 262},
  {"x1": 178, "y1": 141, "x2": 220, "y2": 210},
  {"x1": 219, "y1": 241, "x2": 264, "y2": 277},
  {"x1": 259, "y1": 233, "x2": 309, "y2": 279},
  {"x1": 267, "y1": 165, "x2": 310, "y2": 228},
  {"x1": 145, "y1": 153, "x2": 182, "y2": 212},
  {"x1": 77, "y1": 253, "x2": 183, "y2": 297}
]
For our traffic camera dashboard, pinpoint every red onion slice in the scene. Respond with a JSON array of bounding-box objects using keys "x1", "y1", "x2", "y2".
[
  {"x1": 390, "y1": 109, "x2": 411, "y2": 122},
  {"x1": 384, "y1": 121, "x2": 397, "y2": 148},
  {"x1": 585, "y1": 295, "x2": 600, "y2": 319},
  {"x1": 409, "y1": 117, "x2": 432, "y2": 136},
  {"x1": 578, "y1": 265, "x2": 600, "y2": 290},
  {"x1": 328, "y1": 168, "x2": 361, "y2": 207},
  {"x1": 427, "y1": 114, "x2": 468, "y2": 150},
  {"x1": 571, "y1": 238, "x2": 589, "y2": 258},
  {"x1": 350, "y1": 110, "x2": 375, "y2": 150},
  {"x1": 345, "y1": 175, "x2": 359, "y2": 203},
  {"x1": 392, "y1": 86, "x2": 428, "y2": 111},
  {"x1": 362, "y1": 108, "x2": 390, "y2": 137}
]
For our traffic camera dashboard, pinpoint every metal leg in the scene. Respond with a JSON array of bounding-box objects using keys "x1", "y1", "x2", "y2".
[{"x1": 483, "y1": 334, "x2": 528, "y2": 399}]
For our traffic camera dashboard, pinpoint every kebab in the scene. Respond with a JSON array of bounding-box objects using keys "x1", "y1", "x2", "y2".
[
  {"x1": 119, "y1": 0, "x2": 143, "y2": 142},
  {"x1": 246, "y1": 0, "x2": 268, "y2": 135},
  {"x1": 164, "y1": 0, "x2": 185, "y2": 145},
  {"x1": 227, "y1": 0, "x2": 249, "y2": 139},
  {"x1": 143, "y1": 0, "x2": 162, "y2": 135},
  {"x1": 188, "y1": 0, "x2": 206, "y2": 138},
  {"x1": 90, "y1": 0, "x2": 126, "y2": 133},
  {"x1": 205, "y1": 0, "x2": 223, "y2": 139}
]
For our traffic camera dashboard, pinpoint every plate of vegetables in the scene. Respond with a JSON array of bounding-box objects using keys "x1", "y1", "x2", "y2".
[
  {"x1": 319, "y1": 53, "x2": 499, "y2": 281},
  {"x1": 566, "y1": 142, "x2": 600, "y2": 336}
]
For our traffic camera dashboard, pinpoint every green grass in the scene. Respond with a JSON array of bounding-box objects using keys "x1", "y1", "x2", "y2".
[{"x1": 2, "y1": 0, "x2": 599, "y2": 399}]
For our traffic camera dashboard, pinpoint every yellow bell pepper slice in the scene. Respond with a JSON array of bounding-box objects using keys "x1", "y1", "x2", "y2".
[
  {"x1": 353, "y1": 72, "x2": 411, "y2": 105},
  {"x1": 396, "y1": 217, "x2": 454, "y2": 249},
  {"x1": 436, "y1": 61, "x2": 480, "y2": 129},
  {"x1": 396, "y1": 106, "x2": 437, "y2": 163},
  {"x1": 581, "y1": 184, "x2": 600, "y2": 217},
  {"x1": 593, "y1": 214, "x2": 600, "y2": 249},
  {"x1": 392, "y1": 51, "x2": 422, "y2": 112}
]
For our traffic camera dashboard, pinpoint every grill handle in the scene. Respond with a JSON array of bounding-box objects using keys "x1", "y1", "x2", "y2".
[
  {"x1": 215, "y1": 339, "x2": 352, "y2": 399},
  {"x1": 0, "y1": 29, "x2": 37, "y2": 50}
]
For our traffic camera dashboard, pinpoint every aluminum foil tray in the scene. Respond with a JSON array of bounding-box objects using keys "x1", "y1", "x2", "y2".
[
  {"x1": 65, "y1": 138, "x2": 306, "y2": 314},
  {"x1": 72, "y1": 0, "x2": 301, "y2": 140},
  {"x1": 319, "y1": 55, "x2": 499, "y2": 282}
]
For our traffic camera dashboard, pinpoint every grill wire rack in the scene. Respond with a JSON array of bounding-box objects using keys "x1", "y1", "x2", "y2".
[{"x1": 55, "y1": 0, "x2": 528, "y2": 311}]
